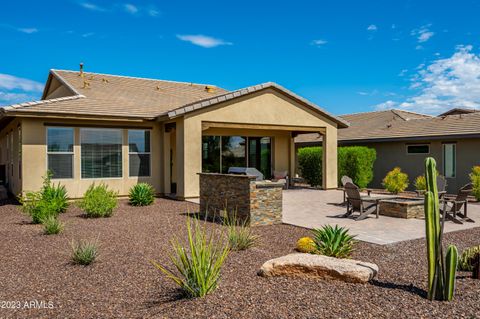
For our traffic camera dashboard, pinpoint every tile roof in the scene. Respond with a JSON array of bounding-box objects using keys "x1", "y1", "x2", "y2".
[
  {"x1": 295, "y1": 109, "x2": 480, "y2": 144},
  {"x1": 1, "y1": 69, "x2": 349, "y2": 127}
]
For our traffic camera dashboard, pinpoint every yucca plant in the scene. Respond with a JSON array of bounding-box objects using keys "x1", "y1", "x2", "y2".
[
  {"x1": 42, "y1": 215, "x2": 65, "y2": 235},
  {"x1": 223, "y1": 211, "x2": 259, "y2": 251},
  {"x1": 152, "y1": 217, "x2": 230, "y2": 298},
  {"x1": 312, "y1": 225, "x2": 356, "y2": 258},
  {"x1": 71, "y1": 239, "x2": 99, "y2": 265},
  {"x1": 129, "y1": 183, "x2": 155, "y2": 206}
]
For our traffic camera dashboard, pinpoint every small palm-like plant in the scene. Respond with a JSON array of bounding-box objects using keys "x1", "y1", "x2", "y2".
[
  {"x1": 71, "y1": 239, "x2": 99, "y2": 265},
  {"x1": 42, "y1": 215, "x2": 65, "y2": 235},
  {"x1": 152, "y1": 217, "x2": 230, "y2": 298},
  {"x1": 223, "y1": 211, "x2": 259, "y2": 251},
  {"x1": 129, "y1": 183, "x2": 155, "y2": 206},
  {"x1": 312, "y1": 225, "x2": 356, "y2": 258}
]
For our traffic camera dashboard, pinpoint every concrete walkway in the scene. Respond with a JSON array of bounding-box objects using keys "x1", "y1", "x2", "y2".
[{"x1": 283, "y1": 188, "x2": 480, "y2": 245}]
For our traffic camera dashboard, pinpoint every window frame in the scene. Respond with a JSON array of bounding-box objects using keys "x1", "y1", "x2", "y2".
[
  {"x1": 80, "y1": 127, "x2": 124, "y2": 180},
  {"x1": 128, "y1": 129, "x2": 152, "y2": 177},
  {"x1": 46, "y1": 126, "x2": 75, "y2": 180},
  {"x1": 406, "y1": 144, "x2": 430, "y2": 155},
  {"x1": 443, "y1": 143, "x2": 456, "y2": 178}
]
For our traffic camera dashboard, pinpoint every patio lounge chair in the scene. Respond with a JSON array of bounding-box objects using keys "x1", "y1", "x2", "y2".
[
  {"x1": 341, "y1": 176, "x2": 353, "y2": 204},
  {"x1": 441, "y1": 183, "x2": 474, "y2": 224},
  {"x1": 342, "y1": 182, "x2": 380, "y2": 221}
]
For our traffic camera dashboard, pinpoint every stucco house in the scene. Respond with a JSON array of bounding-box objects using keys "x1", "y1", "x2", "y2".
[
  {"x1": 0, "y1": 68, "x2": 348, "y2": 199},
  {"x1": 296, "y1": 109, "x2": 480, "y2": 193}
]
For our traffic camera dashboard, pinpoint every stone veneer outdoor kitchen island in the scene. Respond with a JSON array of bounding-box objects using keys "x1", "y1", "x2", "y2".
[{"x1": 198, "y1": 173, "x2": 283, "y2": 226}]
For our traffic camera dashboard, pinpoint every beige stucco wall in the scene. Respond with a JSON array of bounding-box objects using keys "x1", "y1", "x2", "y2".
[
  {"x1": 21, "y1": 117, "x2": 163, "y2": 198},
  {"x1": 0, "y1": 118, "x2": 22, "y2": 195},
  {"x1": 175, "y1": 88, "x2": 339, "y2": 198},
  {"x1": 344, "y1": 138, "x2": 480, "y2": 193}
]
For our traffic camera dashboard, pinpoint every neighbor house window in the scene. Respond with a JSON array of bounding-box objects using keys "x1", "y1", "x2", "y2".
[
  {"x1": 81, "y1": 128, "x2": 122, "y2": 178},
  {"x1": 128, "y1": 130, "x2": 151, "y2": 177},
  {"x1": 443, "y1": 143, "x2": 456, "y2": 178},
  {"x1": 406, "y1": 144, "x2": 429, "y2": 154},
  {"x1": 47, "y1": 127, "x2": 74, "y2": 179}
]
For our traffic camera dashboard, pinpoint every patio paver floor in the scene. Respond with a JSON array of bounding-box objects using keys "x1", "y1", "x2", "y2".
[{"x1": 282, "y1": 188, "x2": 480, "y2": 245}]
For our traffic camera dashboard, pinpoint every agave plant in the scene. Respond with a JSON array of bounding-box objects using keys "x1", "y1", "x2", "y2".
[
  {"x1": 312, "y1": 225, "x2": 356, "y2": 258},
  {"x1": 129, "y1": 183, "x2": 155, "y2": 206}
]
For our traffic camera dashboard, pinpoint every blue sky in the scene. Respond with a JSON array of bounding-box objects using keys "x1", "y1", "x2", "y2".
[{"x1": 1, "y1": 0, "x2": 480, "y2": 115}]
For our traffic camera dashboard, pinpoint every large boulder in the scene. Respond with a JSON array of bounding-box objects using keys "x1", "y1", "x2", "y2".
[{"x1": 258, "y1": 253, "x2": 378, "y2": 283}]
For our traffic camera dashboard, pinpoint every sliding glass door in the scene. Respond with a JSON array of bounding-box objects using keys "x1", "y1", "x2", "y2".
[
  {"x1": 202, "y1": 135, "x2": 272, "y2": 178},
  {"x1": 248, "y1": 137, "x2": 271, "y2": 178}
]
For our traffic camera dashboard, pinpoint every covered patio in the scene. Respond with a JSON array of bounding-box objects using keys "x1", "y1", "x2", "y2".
[{"x1": 283, "y1": 188, "x2": 480, "y2": 245}]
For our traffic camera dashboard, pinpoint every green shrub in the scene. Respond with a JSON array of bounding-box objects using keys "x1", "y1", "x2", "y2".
[
  {"x1": 223, "y1": 211, "x2": 259, "y2": 251},
  {"x1": 459, "y1": 245, "x2": 480, "y2": 271},
  {"x1": 71, "y1": 239, "x2": 98, "y2": 265},
  {"x1": 382, "y1": 167, "x2": 409, "y2": 194},
  {"x1": 338, "y1": 146, "x2": 376, "y2": 188},
  {"x1": 78, "y1": 184, "x2": 118, "y2": 218},
  {"x1": 152, "y1": 217, "x2": 230, "y2": 298},
  {"x1": 470, "y1": 166, "x2": 480, "y2": 201},
  {"x1": 312, "y1": 225, "x2": 355, "y2": 258},
  {"x1": 414, "y1": 175, "x2": 427, "y2": 191},
  {"x1": 19, "y1": 172, "x2": 69, "y2": 223},
  {"x1": 298, "y1": 147, "x2": 322, "y2": 187},
  {"x1": 42, "y1": 215, "x2": 65, "y2": 235},
  {"x1": 129, "y1": 183, "x2": 155, "y2": 206},
  {"x1": 297, "y1": 146, "x2": 376, "y2": 188}
]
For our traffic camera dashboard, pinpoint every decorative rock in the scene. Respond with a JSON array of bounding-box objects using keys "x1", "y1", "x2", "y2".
[{"x1": 258, "y1": 253, "x2": 378, "y2": 283}]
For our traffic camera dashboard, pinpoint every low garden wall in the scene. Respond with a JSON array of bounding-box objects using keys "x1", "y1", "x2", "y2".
[{"x1": 198, "y1": 173, "x2": 283, "y2": 226}]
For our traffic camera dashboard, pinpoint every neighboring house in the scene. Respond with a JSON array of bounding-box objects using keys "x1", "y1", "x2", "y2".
[
  {"x1": 0, "y1": 68, "x2": 348, "y2": 199},
  {"x1": 296, "y1": 109, "x2": 480, "y2": 193}
]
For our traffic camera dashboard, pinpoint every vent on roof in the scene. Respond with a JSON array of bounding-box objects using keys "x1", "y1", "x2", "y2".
[
  {"x1": 205, "y1": 85, "x2": 216, "y2": 93},
  {"x1": 79, "y1": 62, "x2": 84, "y2": 77}
]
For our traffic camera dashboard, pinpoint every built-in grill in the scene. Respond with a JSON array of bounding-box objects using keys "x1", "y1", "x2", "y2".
[{"x1": 227, "y1": 167, "x2": 264, "y2": 181}]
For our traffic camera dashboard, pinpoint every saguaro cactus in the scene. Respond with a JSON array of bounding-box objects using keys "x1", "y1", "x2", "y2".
[{"x1": 424, "y1": 157, "x2": 458, "y2": 301}]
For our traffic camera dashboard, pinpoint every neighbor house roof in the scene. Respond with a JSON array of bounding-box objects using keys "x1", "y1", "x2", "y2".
[
  {"x1": 0, "y1": 69, "x2": 348, "y2": 127},
  {"x1": 295, "y1": 109, "x2": 480, "y2": 144}
]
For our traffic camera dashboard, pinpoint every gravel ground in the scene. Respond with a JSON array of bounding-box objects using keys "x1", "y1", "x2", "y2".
[{"x1": 1, "y1": 198, "x2": 480, "y2": 319}]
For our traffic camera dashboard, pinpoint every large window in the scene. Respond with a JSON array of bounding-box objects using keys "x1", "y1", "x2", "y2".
[
  {"x1": 128, "y1": 130, "x2": 151, "y2": 177},
  {"x1": 81, "y1": 128, "x2": 122, "y2": 178},
  {"x1": 47, "y1": 127, "x2": 74, "y2": 179},
  {"x1": 221, "y1": 136, "x2": 246, "y2": 173},
  {"x1": 443, "y1": 143, "x2": 456, "y2": 178}
]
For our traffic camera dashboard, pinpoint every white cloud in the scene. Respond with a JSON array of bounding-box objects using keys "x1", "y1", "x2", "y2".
[
  {"x1": 375, "y1": 45, "x2": 480, "y2": 114},
  {"x1": 123, "y1": 4, "x2": 138, "y2": 14},
  {"x1": 148, "y1": 8, "x2": 159, "y2": 17},
  {"x1": 411, "y1": 24, "x2": 434, "y2": 43},
  {"x1": 398, "y1": 69, "x2": 408, "y2": 76},
  {"x1": 375, "y1": 100, "x2": 398, "y2": 110},
  {"x1": 177, "y1": 34, "x2": 232, "y2": 48},
  {"x1": 81, "y1": 32, "x2": 95, "y2": 38},
  {"x1": 79, "y1": 2, "x2": 105, "y2": 11},
  {"x1": 0, "y1": 74, "x2": 43, "y2": 106},
  {"x1": 367, "y1": 24, "x2": 377, "y2": 31},
  {"x1": 0, "y1": 74, "x2": 43, "y2": 92},
  {"x1": 311, "y1": 39, "x2": 327, "y2": 47},
  {"x1": 17, "y1": 27, "x2": 38, "y2": 34}
]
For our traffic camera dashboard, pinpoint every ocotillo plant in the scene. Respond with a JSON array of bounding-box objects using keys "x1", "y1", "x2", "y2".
[{"x1": 424, "y1": 157, "x2": 458, "y2": 301}]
